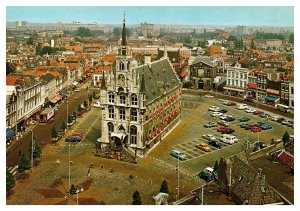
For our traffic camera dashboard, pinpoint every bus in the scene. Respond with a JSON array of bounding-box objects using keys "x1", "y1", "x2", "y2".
[{"x1": 276, "y1": 104, "x2": 290, "y2": 113}]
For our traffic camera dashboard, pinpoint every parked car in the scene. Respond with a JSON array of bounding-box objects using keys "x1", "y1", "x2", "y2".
[
  {"x1": 281, "y1": 120, "x2": 291, "y2": 125},
  {"x1": 204, "y1": 122, "x2": 218, "y2": 128},
  {"x1": 195, "y1": 143, "x2": 211, "y2": 152},
  {"x1": 211, "y1": 112, "x2": 223, "y2": 117},
  {"x1": 93, "y1": 101, "x2": 101, "y2": 108},
  {"x1": 250, "y1": 126, "x2": 262, "y2": 133},
  {"x1": 219, "y1": 109, "x2": 228, "y2": 113},
  {"x1": 220, "y1": 134, "x2": 238, "y2": 144},
  {"x1": 260, "y1": 123, "x2": 272, "y2": 130},
  {"x1": 245, "y1": 108, "x2": 256, "y2": 113},
  {"x1": 208, "y1": 106, "x2": 220, "y2": 112},
  {"x1": 245, "y1": 97, "x2": 255, "y2": 103},
  {"x1": 170, "y1": 150, "x2": 187, "y2": 161},
  {"x1": 286, "y1": 121, "x2": 294, "y2": 127},
  {"x1": 197, "y1": 167, "x2": 216, "y2": 182},
  {"x1": 220, "y1": 115, "x2": 235, "y2": 121},
  {"x1": 255, "y1": 122, "x2": 265, "y2": 127},
  {"x1": 240, "y1": 117, "x2": 250, "y2": 122},
  {"x1": 208, "y1": 140, "x2": 223, "y2": 149},
  {"x1": 259, "y1": 113, "x2": 271, "y2": 118},
  {"x1": 218, "y1": 120, "x2": 229, "y2": 127},
  {"x1": 236, "y1": 103, "x2": 248, "y2": 110},
  {"x1": 75, "y1": 88, "x2": 81, "y2": 92},
  {"x1": 276, "y1": 117, "x2": 285, "y2": 123},
  {"x1": 217, "y1": 126, "x2": 235, "y2": 134},
  {"x1": 65, "y1": 132, "x2": 84, "y2": 142},
  {"x1": 204, "y1": 94, "x2": 214, "y2": 99},
  {"x1": 226, "y1": 101, "x2": 236, "y2": 106},
  {"x1": 240, "y1": 122, "x2": 249, "y2": 128},
  {"x1": 222, "y1": 100, "x2": 229, "y2": 105},
  {"x1": 202, "y1": 134, "x2": 217, "y2": 141},
  {"x1": 253, "y1": 110, "x2": 264, "y2": 115}
]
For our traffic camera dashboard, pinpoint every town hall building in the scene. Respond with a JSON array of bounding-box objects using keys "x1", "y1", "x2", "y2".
[{"x1": 96, "y1": 16, "x2": 182, "y2": 159}]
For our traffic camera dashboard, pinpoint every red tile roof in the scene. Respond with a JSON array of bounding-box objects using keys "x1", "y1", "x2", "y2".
[
  {"x1": 277, "y1": 151, "x2": 294, "y2": 169},
  {"x1": 6, "y1": 76, "x2": 20, "y2": 86}
]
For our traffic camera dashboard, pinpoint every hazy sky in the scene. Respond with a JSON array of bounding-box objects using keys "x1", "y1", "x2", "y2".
[{"x1": 6, "y1": 6, "x2": 294, "y2": 26}]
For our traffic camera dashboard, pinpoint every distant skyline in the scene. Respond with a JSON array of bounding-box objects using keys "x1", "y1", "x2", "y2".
[{"x1": 6, "y1": 6, "x2": 294, "y2": 27}]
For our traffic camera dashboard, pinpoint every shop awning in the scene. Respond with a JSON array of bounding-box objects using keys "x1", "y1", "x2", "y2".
[
  {"x1": 111, "y1": 132, "x2": 127, "y2": 140},
  {"x1": 180, "y1": 69, "x2": 188, "y2": 78},
  {"x1": 56, "y1": 94, "x2": 63, "y2": 101},
  {"x1": 266, "y1": 89, "x2": 279, "y2": 95},
  {"x1": 6, "y1": 129, "x2": 16, "y2": 139},
  {"x1": 224, "y1": 86, "x2": 245, "y2": 92},
  {"x1": 265, "y1": 95, "x2": 279, "y2": 103},
  {"x1": 247, "y1": 83, "x2": 257, "y2": 89}
]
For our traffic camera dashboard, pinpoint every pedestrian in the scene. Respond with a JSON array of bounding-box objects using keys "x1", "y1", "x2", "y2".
[
  {"x1": 87, "y1": 168, "x2": 91, "y2": 177},
  {"x1": 100, "y1": 164, "x2": 104, "y2": 170}
]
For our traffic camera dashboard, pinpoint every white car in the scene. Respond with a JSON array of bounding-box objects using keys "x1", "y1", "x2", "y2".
[
  {"x1": 211, "y1": 112, "x2": 223, "y2": 117},
  {"x1": 245, "y1": 108, "x2": 256, "y2": 113},
  {"x1": 220, "y1": 134, "x2": 238, "y2": 145},
  {"x1": 93, "y1": 101, "x2": 101, "y2": 108},
  {"x1": 75, "y1": 88, "x2": 81, "y2": 92},
  {"x1": 220, "y1": 114, "x2": 233, "y2": 120},
  {"x1": 271, "y1": 116, "x2": 279, "y2": 121},
  {"x1": 202, "y1": 134, "x2": 217, "y2": 141},
  {"x1": 208, "y1": 106, "x2": 220, "y2": 112},
  {"x1": 204, "y1": 94, "x2": 214, "y2": 99}
]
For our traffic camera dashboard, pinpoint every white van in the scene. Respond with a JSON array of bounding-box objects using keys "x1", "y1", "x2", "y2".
[
  {"x1": 236, "y1": 103, "x2": 248, "y2": 110},
  {"x1": 220, "y1": 134, "x2": 238, "y2": 144}
]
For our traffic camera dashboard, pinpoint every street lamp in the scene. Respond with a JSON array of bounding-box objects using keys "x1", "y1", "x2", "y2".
[{"x1": 30, "y1": 129, "x2": 34, "y2": 169}]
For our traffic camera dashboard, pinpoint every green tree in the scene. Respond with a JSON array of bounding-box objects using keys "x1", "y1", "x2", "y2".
[
  {"x1": 35, "y1": 43, "x2": 42, "y2": 55},
  {"x1": 17, "y1": 154, "x2": 31, "y2": 173},
  {"x1": 28, "y1": 142, "x2": 42, "y2": 161},
  {"x1": 68, "y1": 115, "x2": 73, "y2": 124},
  {"x1": 61, "y1": 121, "x2": 67, "y2": 131},
  {"x1": 76, "y1": 27, "x2": 92, "y2": 37},
  {"x1": 289, "y1": 33, "x2": 294, "y2": 44},
  {"x1": 77, "y1": 104, "x2": 82, "y2": 112},
  {"x1": 113, "y1": 27, "x2": 121, "y2": 37},
  {"x1": 132, "y1": 190, "x2": 142, "y2": 205},
  {"x1": 26, "y1": 36, "x2": 34, "y2": 45},
  {"x1": 282, "y1": 131, "x2": 290, "y2": 146},
  {"x1": 160, "y1": 180, "x2": 169, "y2": 194},
  {"x1": 6, "y1": 168, "x2": 16, "y2": 195},
  {"x1": 126, "y1": 28, "x2": 133, "y2": 37},
  {"x1": 250, "y1": 39, "x2": 256, "y2": 49},
  {"x1": 52, "y1": 127, "x2": 58, "y2": 139}
]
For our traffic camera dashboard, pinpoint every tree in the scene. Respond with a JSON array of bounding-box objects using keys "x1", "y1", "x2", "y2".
[
  {"x1": 18, "y1": 154, "x2": 31, "y2": 173},
  {"x1": 113, "y1": 27, "x2": 121, "y2": 37},
  {"x1": 52, "y1": 127, "x2": 58, "y2": 139},
  {"x1": 250, "y1": 39, "x2": 256, "y2": 50},
  {"x1": 28, "y1": 142, "x2": 42, "y2": 161},
  {"x1": 77, "y1": 104, "x2": 82, "y2": 112},
  {"x1": 69, "y1": 184, "x2": 77, "y2": 195},
  {"x1": 160, "y1": 180, "x2": 169, "y2": 194},
  {"x1": 26, "y1": 36, "x2": 34, "y2": 45},
  {"x1": 6, "y1": 168, "x2": 15, "y2": 195},
  {"x1": 61, "y1": 121, "x2": 67, "y2": 131},
  {"x1": 213, "y1": 160, "x2": 219, "y2": 172},
  {"x1": 282, "y1": 131, "x2": 290, "y2": 146},
  {"x1": 76, "y1": 27, "x2": 92, "y2": 37},
  {"x1": 289, "y1": 33, "x2": 294, "y2": 44},
  {"x1": 132, "y1": 190, "x2": 142, "y2": 205},
  {"x1": 68, "y1": 115, "x2": 73, "y2": 124}
]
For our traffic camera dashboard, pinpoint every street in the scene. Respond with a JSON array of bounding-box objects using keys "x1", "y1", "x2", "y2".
[{"x1": 6, "y1": 82, "x2": 97, "y2": 168}]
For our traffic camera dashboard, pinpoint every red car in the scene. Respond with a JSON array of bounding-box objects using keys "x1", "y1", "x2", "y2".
[
  {"x1": 217, "y1": 126, "x2": 235, "y2": 134},
  {"x1": 250, "y1": 126, "x2": 262, "y2": 133},
  {"x1": 253, "y1": 110, "x2": 263, "y2": 115},
  {"x1": 226, "y1": 102, "x2": 236, "y2": 106}
]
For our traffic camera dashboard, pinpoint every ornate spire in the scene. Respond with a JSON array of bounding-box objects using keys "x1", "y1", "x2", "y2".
[
  {"x1": 121, "y1": 12, "x2": 127, "y2": 56},
  {"x1": 100, "y1": 71, "x2": 106, "y2": 90},
  {"x1": 140, "y1": 73, "x2": 146, "y2": 93}
]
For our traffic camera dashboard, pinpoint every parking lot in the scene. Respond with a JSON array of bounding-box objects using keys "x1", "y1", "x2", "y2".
[{"x1": 152, "y1": 95, "x2": 294, "y2": 177}]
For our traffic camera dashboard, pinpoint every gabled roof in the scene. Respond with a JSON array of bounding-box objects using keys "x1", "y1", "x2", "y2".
[
  {"x1": 277, "y1": 151, "x2": 294, "y2": 169},
  {"x1": 191, "y1": 56, "x2": 214, "y2": 67},
  {"x1": 135, "y1": 58, "x2": 181, "y2": 105}
]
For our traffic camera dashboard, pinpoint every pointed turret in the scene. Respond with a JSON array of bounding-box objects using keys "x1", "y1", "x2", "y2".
[
  {"x1": 121, "y1": 13, "x2": 127, "y2": 56},
  {"x1": 100, "y1": 71, "x2": 106, "y2": 90}
]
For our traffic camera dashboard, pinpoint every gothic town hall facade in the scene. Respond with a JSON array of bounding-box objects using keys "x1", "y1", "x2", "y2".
[{"x1": 98, "y1": 17, "x2": 182, "y2": 157}]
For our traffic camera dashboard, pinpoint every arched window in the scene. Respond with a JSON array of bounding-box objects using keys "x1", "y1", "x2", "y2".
[
  {"x1": 119, "y1": 107, "x2": 126, "y2": 120},
  {"x1": 118, "y1": 74, "x2": 125, "y2": 86},
  {"x1": 131, "y1": 109, "x2": 138, "y2": 122},
  {"x1": 108, "y1": 92, "x2": 115, "y2": 103},
  {"x1": 119, "y1": 62, "x2": 125, "y2": 70},
  {"x1": 120, "y1": 94, "x2": 126, "y2": 105},
  {"x1": 107, "y1": 122, "x2": 114, "y2": 137},
  {"x1": 131, "y1": 94, "x2": 138, "y2": 106},
  {"x1": 108, "y1": 106, "x2": 114, "y2": 119},
  {"x1": 130, "y1": 125, "x2": 137, "y2": 145}
]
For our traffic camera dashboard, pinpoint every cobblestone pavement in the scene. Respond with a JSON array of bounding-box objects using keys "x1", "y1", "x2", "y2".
[{"x1": 7, "y1": 95, "x2": 293, "y2": 205}]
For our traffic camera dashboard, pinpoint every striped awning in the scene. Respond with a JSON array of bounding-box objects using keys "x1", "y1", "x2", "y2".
[{"x1": 224, "y1": 86, "x2": 245, "y2": 92}]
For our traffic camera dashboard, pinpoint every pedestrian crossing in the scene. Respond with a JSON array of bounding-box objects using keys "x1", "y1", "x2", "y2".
[{"x1": 8, "y1": 165, "x2": 18, "y2": 176}]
